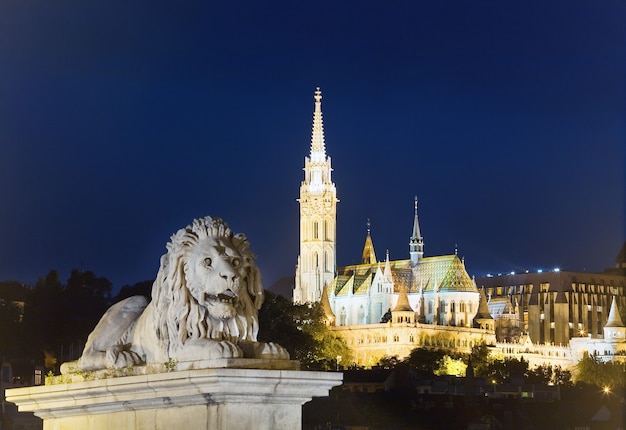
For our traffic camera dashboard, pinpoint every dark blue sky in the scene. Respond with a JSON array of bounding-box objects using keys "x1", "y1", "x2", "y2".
[{"x1": 0, "y1": 1, "x2": 624, "y2": 291}]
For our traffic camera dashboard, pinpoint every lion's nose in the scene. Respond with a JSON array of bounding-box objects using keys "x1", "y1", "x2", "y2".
[{"x1": 219, "y1": 272, "x2": 239, "y2": 283}]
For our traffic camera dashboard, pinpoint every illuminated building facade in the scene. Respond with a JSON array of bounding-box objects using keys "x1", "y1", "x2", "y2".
[
  {"x1": 475, "y1": 244, "x2": 626, "y2": 346},
  {"x1": 292, "y1": 89, "x2": 625, "y2": 368},
  {"x1": 292, "y1": 88, "x2": 338, "y2": 304}
]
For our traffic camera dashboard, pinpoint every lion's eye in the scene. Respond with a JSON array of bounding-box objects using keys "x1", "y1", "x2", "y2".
[
  {"x1": 203, "y1": 257, "x2": 212, "y2": 267},
  {"x1": 231, "y1": 258, "x2": 241, "y2": 267}
]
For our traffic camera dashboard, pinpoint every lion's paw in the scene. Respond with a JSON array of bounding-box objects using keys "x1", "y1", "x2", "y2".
[
  {"x1": 177, "y1": 339, "x2": 243, "y2": 361},
  {"x1": 105, "y1": 344, "x2": 144, "y2": 368},
  {"x1": 239, "y1": 341, "x2": 290, "y2": 360}
]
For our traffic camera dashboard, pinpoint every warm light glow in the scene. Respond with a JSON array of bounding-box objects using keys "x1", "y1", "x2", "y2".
[{"x1": 603, "y1": 386, "x2": 611, "y2": 394}]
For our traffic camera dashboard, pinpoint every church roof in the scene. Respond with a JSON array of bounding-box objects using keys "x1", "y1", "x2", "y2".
[
  {"x1": 361, "y1": 232, "x2": 377, "y2": 264},
  {"x1": 605, "y1": 296, "x2": 624, "y2": 328},
  {"x1": 392, "y1": 284, "x2": 414, "y2": 312},
  {"x1": 413, "y1": 255, "x2": 478, "y2": 293},
  {"x1": 474, "y1": 288, "x2": 494, "y2": 321},
  {"x1": 487, "y1": 297, "x2": 515, "y2": 316},
  {"x1": 333, "y1": 254, "x2": 477, "y2": 295},
  {"x1": 320, "y1": 285, "x2": 335, "y2": 319}
]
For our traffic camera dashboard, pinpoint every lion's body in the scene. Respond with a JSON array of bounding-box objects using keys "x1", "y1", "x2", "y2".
[{"x1": 74, "y1": 216, "x2": 288, "y2": 372}]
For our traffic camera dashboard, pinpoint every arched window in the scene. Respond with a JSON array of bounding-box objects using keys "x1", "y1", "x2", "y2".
[
  {"x1": 358, "y1": 305, "x2": 366, "y2": 325},
  {"x1": 340, "y1": 307, "x2": 347, "y2": 326},
  {"x1": 313, "y1": 221, "x2": 319, "y2": 239},
  {"x1": 428, "y1": 301, "x2": 433, "y2": 314}
]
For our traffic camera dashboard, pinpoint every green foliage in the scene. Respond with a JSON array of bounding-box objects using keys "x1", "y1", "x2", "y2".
[
  {"x1": 19, "y1": 269, "x2": 113, "y2": 363},
  {"x1": 575, "y1": 354, "x2": 626, "y2": 389},
  {"x1": 434, "y1": 355, "x2": 467, "y2": 377},
  {"x1": 483, "y1": 358, "x2": 528, "y2": 383},
  {"x1": 377, "y1": 355, "x2": 401, "y2": 369},
  {"x1": 468, "y1": 343, "x2": 491, "y2": 377},
  {"x1": 406, "y1": 348, "x2": 450, "y2": 373},
  {"x1": 257, "y1": 291, "x2": 352, "y2": 369},
  {"x1": 379, "y1": 308, "x2": 392, "y2": 323}
]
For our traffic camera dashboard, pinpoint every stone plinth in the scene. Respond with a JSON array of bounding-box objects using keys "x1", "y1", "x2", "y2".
[{"x1": 6, "y1": 367, "x2": 343, "y2": 430}]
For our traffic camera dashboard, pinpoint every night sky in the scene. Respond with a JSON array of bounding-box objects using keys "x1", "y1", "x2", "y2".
[{"x1": 1, "y1": 1, "x2": 624, "y2": 292}]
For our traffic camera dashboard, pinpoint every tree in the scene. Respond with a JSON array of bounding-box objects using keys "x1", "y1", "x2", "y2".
[
  {"x1": 377, "y1": 355, "x2": 401, "y2": 369},
  {"x1": 467, "y1": 343, "x2": 491, "y2": 378},
  {"x1": 575, "y1": 354, "x2": 626, "y2": 389},
  {"x1": 406, "y1": 348, "x2": 450, "y2": 373},
  {"x1": 21, "y1": 269, "x2": 113, "y2": 364},
  {"x1": 257, "y1": 291, "x2": 352, "y2": 369},
  {"x1": 484, "y1": 358, "x2": 528, "y2": 384},
  {"x1": 115, "y1": 280, "x2": 153, "y2": 302},
  {"x1": 525, "y1": 364, "x2": 559, "y2": 385}
]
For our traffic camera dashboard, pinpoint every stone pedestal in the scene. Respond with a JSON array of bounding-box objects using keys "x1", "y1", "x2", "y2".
[{"x1": 6, "y1": 367, "x2": 343, "y2": 430}]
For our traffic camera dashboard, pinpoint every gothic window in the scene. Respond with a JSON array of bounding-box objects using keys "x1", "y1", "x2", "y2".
[
  {"x1": 460, "y1": 301, "x2": 465, "y2": 312},
  {"x1": 313, "y1": 221, "x2": 319, "y2": 239},
  {"x1": 340, "y1": 307, "x2": 347, "y2": 326},
  {"x1": 358, "y1": 305, "x2": 366, "y2": 325},
  {"x1": 451, "y1": 301, "x2": 456, "y2": 313},
  {"x1": 428, "y1": 301, "x2": 433, "y2": 314},
  {"x1": 313, "y1": 253, "x2": 319, "y2": 269},
  {"x1": 324, "y1": 220, "x2": 329, "y2": 240}
]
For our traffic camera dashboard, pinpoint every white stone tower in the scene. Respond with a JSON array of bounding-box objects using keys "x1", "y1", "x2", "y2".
[
  {"x1": 409, "y1": 196, "x2": 424, "y2": 266},
  {"x1": 293, "y1": 88, "x2": 338, "y2": 304}
]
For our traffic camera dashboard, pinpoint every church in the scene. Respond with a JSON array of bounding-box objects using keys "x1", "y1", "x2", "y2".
[
  {"x1": 292, "y1": 88, "x2": 496, "y2": 365},
  {"x1": 291, "y1": 88, "x2": 626, "y2": 368}
]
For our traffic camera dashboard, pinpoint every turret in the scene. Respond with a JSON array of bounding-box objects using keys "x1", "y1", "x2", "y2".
[
  {"x1": 294, "y1": 88, "x2": 339, "y2": 304},
  {"x1": 392, "y1": 283, "x2": 415, "y2": 324},
  {"x1": 409, "y1": 196, "x2": 424, "y2": 266},
  {"x1": 473, "y1": 288, "x2": 494, "y2": 331},
  {"x1": 603, "y1": 296, "x2": 626, "y2": 340},
  {"x1": 361, "y1": 219, "x2": 377, "y2": 264}
]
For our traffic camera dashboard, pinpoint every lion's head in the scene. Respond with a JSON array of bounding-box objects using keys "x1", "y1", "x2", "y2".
[{"x1": 151, "y1": 216, "x2": 264, "y2": 356}]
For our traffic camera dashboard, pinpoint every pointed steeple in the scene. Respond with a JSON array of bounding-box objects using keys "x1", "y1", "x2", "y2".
[
  {"x1": 361, "y1": 219, "x2": 377, "y2": 264},
  {"x1": 294, "y1": 88, "x2": 338, "y2": 304},
  {"x1": 310, "y1": 87, "x2": 326, "y2": 163},
  {"x1": 383, "y1": 249, "x2": 393, "y2": 283},
  {"x1": 320, "y1": 284, "x2": 336, "y2": 325},
  {"x1": 605, "y1": 296, "x2": 624, "y2": 328},
  {"x1": 393, "y1": 283, "x2": 414, "y2": 312},
  {"x1": 473, "y1": 287, "x2": 494, "y2": 330},
  {"x1": 409, "y1": 196, "x2": 424, "y2": 266}
]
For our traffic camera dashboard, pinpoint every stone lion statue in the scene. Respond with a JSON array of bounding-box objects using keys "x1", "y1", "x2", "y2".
[{"x1": 72, "y1": 216, "x2": 289, "y2": 371}]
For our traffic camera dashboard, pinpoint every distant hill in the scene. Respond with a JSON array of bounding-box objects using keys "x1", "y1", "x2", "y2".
[{"x1": 266, "y1": 276, "x2": 294, "y2": 300}]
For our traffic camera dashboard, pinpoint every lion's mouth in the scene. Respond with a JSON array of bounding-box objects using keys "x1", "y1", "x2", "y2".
[{"x1": 205, "y1": 289, "x2": 238, "y2": 305}]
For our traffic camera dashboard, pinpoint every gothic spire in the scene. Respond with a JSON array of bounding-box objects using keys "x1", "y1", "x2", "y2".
[
  {"x1": 361, "y1": 219, "x2": 377, "y2": 264},
  {"x1": 393, "y1": 282, "x2": 414, "y2": 312},
  {"x1": 409, "y1": 196, "x2": 424, "y2": 266},
  {"x1": 605, "y1": 296, "x2": 624, "y2": 328},
  {"x1": 309, "y1": 87, "x2": 326, "y2": 163}
]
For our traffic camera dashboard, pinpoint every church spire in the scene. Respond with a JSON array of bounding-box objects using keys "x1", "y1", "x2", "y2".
[
  {"x1": 310, "y1": 87, "x2": 326, "y2": 163},
  {"x1": 293, "y1": 88, "x2": 338, "y2": 304},
  {"x1": 605, "y1": 296, "x2": 624, "y2": 328},
  {"x1": 361, "y1": 219, "x2": 377, "y2": 264},
  {"x1": 409, "y1": 196, "x2": 424, "y2": 266}
]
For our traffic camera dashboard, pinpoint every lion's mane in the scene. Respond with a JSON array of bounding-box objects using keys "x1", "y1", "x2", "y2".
[{"x1": 151, "y1": 217, "x2": 264, "y2": 357}]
